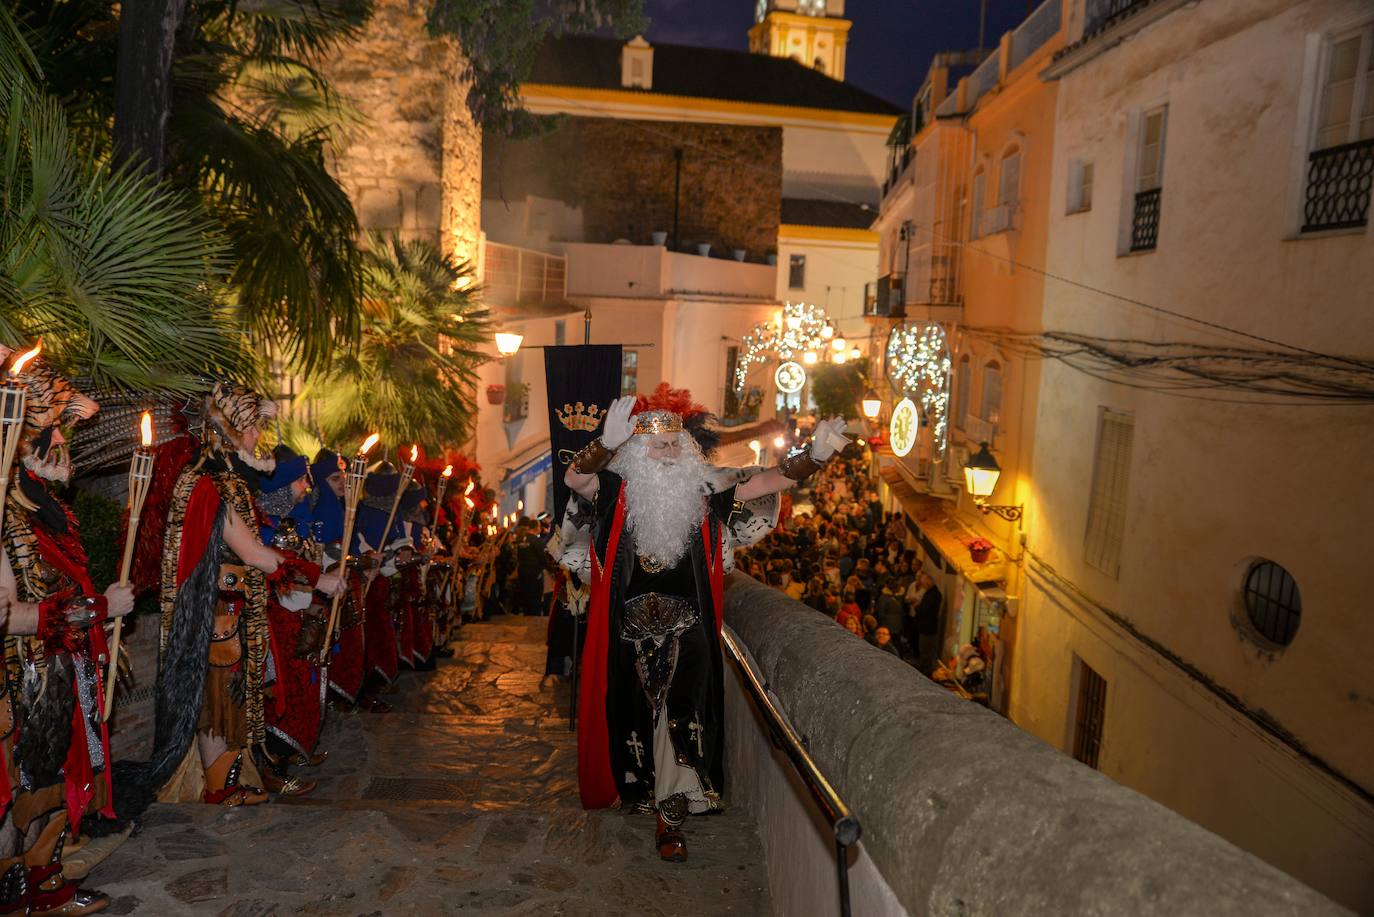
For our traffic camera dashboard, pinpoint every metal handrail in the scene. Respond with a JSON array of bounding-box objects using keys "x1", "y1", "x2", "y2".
[{"x1": 721, "y1": 626, "x2": 862, "y2": 917}]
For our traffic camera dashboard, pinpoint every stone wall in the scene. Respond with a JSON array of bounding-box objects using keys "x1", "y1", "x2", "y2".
[
  {"x1": 483, "y1": 117, "x2": 782, "y2": 259},
  {"x1": 722, "y1": 573, "x2": 1349, "y2": 916},
  {"x1": 108, "y1": 615, "x2": 160, "y2": 760},
  {"x1": 320, "y1": 0, "x2": 481, "y2": 264}
]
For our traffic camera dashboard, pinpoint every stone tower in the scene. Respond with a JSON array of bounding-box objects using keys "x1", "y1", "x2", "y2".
[{"x1": 748, "y1": 0, "x2": 851, "y2": 80}]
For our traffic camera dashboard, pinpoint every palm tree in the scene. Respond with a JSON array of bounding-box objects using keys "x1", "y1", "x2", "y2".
[
  {"x1": 13, "y1": 0, "x2": 371, "y2": 376},
  {"x1": 0, "y1": 8, "x2": 247, "y2": 392},
  {"x1": 307, "y1": 233, "x2": 490, "y2": 452}
]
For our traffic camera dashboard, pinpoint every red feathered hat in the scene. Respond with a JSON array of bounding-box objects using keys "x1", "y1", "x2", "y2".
[{"x1": 631, "y1": 383, "x2": 719, "y2": 456}]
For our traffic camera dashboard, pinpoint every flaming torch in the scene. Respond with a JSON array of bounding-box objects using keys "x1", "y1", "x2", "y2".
[
  {"x1": 433, "y1": 464, "x2": 453, "y2": 527},
  {"x1": 319, "y1": 433, "x2": 378, "y2": 664},
  {"x1": 378, "y1": 444, "x2": 417, "y2": 555},
  {"x1": 104, "y1": 411, "x2": 156, "y2": 720},
  {"x1": 0, "y1": 343, "x2": 40, "y2": 534}
]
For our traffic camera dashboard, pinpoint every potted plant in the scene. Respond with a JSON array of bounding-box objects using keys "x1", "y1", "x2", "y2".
[
  {"x1": 485, "y1": 384, "x2": 506, "y2": 405},
  {"x1": 651, "y1": 231, "x2": 668, "y2": 246},
  {"x1": 696, "y1": 242, "x2": 712, "y2": 257},
  {"x1": 732, "y1": 248, "x2": 747, "y2": 262},
  {"x1": 966, "y1": 537, "x2": 994, "y2": 564}
]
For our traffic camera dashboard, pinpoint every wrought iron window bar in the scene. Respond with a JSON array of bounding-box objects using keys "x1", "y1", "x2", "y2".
[
  {"x1": 1129, "y1": 187, "x2": 1162, "y2": 252},
  {"x1": 1302, "y1": 138, "x2": 1374, "y2": 233}
]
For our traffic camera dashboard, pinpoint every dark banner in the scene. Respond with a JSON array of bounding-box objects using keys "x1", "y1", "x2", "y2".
[{"x1": 544, "y1": 344, "x2": 623, "y2": 526}]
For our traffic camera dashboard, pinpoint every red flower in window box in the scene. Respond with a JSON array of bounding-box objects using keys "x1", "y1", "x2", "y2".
[{"x1": 485, "y1": 384, "x2": 506, "y2": 405}]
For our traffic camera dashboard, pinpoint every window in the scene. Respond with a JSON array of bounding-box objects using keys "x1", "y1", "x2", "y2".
[
  {"x1": 503, "y1": 353, "x2": 527, "y2": 423},
  {"x1": 620, "y1": 349, "x2": 638, "y2": 395},
  {"x1": 970, "y1": 171, "x2": 986, "y2": 239},
  {"x1": 1071, "y1": 659, "x2": 1107, "y2": 770},
  {"x1": 955, "y1": 355, "x2": 972, "y2": 430},
  {"x1": 1315, "y1": 28, "x2": 1374, "y2": 149},
  {"x1": 1137, "y1": 108, "x2": 1167, "y2": 192},
  {"x1": 723, "y1": 346, "x2": 741, "y2": 418},
  {"x1": 554, "y1": 320, "x2": 566, "y2": 346},
  {"x1": 1067, "y1": 158, "x2": 1094, "y2": 213},
  {"x1": 1303, "y1": 27, "x2": 1374, "y2": 232},
  {"x1": 980, "y1": 361, "x2": 1002, "y2": 429},
  {"x1": 998, "y1": 148, "x2": 1021, "y2": 206},
  {"x1": 1242, "y1": 560, "x2": 1302, "y2": 647},
  {"x1": 1084, "y1": 408, "x2": 1134, "y2": 577},
  {"x1": 788, "y1": 254, "x2": 807, "y2": 289},
  {"x1": 1129, "y1": 107, "x2": 1166, "y2": 251}
]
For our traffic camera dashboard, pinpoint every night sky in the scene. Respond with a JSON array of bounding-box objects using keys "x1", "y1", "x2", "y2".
[{"x1": 634, "y1": 0, "x2": 1032, "y2": 108}]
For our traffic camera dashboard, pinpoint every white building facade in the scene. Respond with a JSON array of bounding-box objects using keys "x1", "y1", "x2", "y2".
[{"x1": 1017, "y1": 0, "x2": 1374, "y2": 908}]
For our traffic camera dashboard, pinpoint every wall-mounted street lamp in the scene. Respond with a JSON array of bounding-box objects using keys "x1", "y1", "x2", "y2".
[
  {"x1": 861, "y1": 390, "x2": 882, "y2": 420},
  {"x1": 494, "y1": 330, "x2": 524, "y2": 357},
  {"x1": 963, "y1": 441, "x2": 1023, "y2": 522}
]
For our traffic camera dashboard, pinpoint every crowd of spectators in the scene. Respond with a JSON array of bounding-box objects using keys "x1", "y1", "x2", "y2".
[{"x1": 734, "y1": 450, "x2": 945, "y2": 674}]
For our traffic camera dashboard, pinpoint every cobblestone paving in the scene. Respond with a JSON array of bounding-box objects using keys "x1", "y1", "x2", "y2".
[{"x1": 89, "y1": 617, "x2": 774, "y2": 915}]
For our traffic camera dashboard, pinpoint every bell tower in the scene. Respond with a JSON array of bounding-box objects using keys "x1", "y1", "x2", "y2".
[{"x1": 748, "y1": 0, "x2": 851, "y2": 81}]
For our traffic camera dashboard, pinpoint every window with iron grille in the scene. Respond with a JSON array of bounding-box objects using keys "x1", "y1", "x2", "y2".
[
  {"x1": 1303, "y1": 26, "x2": 1374, "y2": 232},
  {"x1": 999, "y1": 148, "x2": 1021, "y2": 207},
  {"x1": 1130, "y1": 108, "x2": 1166, "y2": 251},
  {"x1": 1243, "y1": 560, "x2": 1302, "y2": 647},
  {"x1": 621, "y1": 349, "x2": 638, "y2": 396},
  {"x1": 788, "y1": 254, "x2": 807, "y2": 289},
  {"x1": 1072, "y1": 659, "x2": 1107, "y2": 769},
  {"x1": 1084, "y1": 408, "x2": 1134, "y2": 577}
]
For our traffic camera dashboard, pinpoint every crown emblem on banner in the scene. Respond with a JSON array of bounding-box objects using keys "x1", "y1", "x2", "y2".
[{"x1": 558, "y1": 401, "x2": 605, "y2": 432}]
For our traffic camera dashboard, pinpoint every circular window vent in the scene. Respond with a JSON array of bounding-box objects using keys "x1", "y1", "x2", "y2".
[{"x1": 1242, "y1": 560, "x2": 1301, "y2": 647}]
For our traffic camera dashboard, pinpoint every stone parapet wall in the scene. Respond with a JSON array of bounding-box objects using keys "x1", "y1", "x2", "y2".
[
  {"x1": 483, "y1": 116, "x2": 782, "y2": 259},
  {"x1": 722, "y1": 573, "x2": 1348, "y2": 916}
]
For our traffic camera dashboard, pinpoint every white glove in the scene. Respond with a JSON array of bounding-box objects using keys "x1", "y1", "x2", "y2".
[
  {"x1": 810, "y1": 417, "x2": 850, "y2": 462},
  {"x1": 601, "y1": 394, "x2": 637, "y2": 450}
]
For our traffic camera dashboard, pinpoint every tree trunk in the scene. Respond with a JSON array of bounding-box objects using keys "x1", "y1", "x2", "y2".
[{"x1": 112, "y1": 0, "x2": 188, "y2": 175}]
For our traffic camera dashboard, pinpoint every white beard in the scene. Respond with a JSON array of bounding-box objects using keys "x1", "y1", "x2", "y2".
[
  {"x1": 610, "y1": 435, "x2": 710, "y2": 569},
  {"x1": 23, "y1": 448, "x2": 70, "y2": 484}
]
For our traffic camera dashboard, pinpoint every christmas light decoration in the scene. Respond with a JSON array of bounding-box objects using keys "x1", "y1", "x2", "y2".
[
  {"x1": 733, "y1": 301, "x2": 835, "y2": 393},
  {"x1": 775, "y1": 361, "x2": 806, "y2": 394},
  {"x1": 885, "y1": 322, "x2": 952, "y2": 458}
]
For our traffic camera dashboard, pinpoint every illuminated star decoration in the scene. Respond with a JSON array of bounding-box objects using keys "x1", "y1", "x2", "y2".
[
  {"x1": 734, "y1": 301, "x2": 835, "y2": 394},
  {"x1": 885, "y1": 322, "x2": 952, "y2": 458}
]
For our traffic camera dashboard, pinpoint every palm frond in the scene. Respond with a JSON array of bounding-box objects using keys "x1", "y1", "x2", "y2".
[
  {"x1": 0, "y1": 88, "x2": 251, "y2": 392},
  {"x1": 305, "y1": 233, "x2": 490, "y2": 452}
]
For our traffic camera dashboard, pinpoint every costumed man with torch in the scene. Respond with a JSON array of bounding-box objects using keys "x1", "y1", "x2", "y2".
[
  {"x1": 0, "y1": 346, "x2": 134, "y2": 916},
  {"x1": 352, "y1": 456, "x2": 418, "y2": 695},
  {"x1": 254, "y1": 447, "x2": 331, "y2": 796},
  {"x1": 565, "y1": 384, "x2": 847, "y2": 863},
  {"x1": 288, "y1": 447, "x2": 371, "y2": 713},
  {"x1": 110, "y1": 383, "x2": 342, "y2": 823}
]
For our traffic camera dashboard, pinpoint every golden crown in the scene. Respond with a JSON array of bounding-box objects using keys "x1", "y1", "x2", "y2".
[
  {"x1": 632, "y1": 411, "x2": 683, "y2": 435},
  {"x1": 557, "y1": 401, "x2": 606, "y2": 432}
]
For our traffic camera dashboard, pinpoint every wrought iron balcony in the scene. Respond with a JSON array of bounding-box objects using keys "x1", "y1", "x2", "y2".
[
  {"x1": 1129, "y1": 187, "x2": 1161, "y2": 252},
  {"x1": 1085, "y1": 0, "x2": 1154, "y2": 35},
  {"x1": 1301, "y1": 138, "x2": 1374, "y2": 233}
]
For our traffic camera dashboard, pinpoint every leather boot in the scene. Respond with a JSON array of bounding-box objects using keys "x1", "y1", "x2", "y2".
[
  {"x1": 203, "y1": 750, "x2": 268, "y2": 806},
  {"x1": 0, "y1": 862, "x2": 28, "y2": 916},
  {"x1": 654, "y1": 795, "x2": 688, "y2": 863}
]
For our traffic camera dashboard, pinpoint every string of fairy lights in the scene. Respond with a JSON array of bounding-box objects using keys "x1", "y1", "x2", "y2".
[{"x1": 733, "y1": 301, "x2": 865, "y2": 394}]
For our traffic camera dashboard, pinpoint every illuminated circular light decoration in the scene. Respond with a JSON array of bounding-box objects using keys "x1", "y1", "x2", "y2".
[
  {"x1": 734, "y1": 301, "x2": 835, "y2": 393},
  {"x1": 774, "y1": 360, "x2": 806, "y2": 394},
  {"x1": 885, "y1": 322, "x2": 952, "y2": 458},
  {"x1": 889, "y1": 397, "x2": 918, "y2": 457}
]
